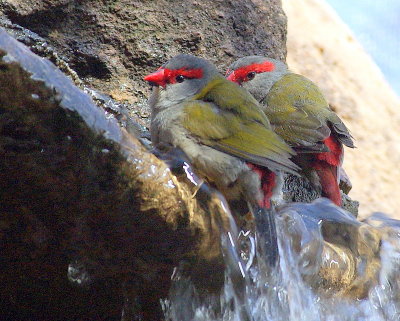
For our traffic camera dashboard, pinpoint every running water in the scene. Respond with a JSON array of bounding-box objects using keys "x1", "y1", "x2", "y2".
[{"x1": 163, "y1": 199, "x2": 400, "y2": 321}]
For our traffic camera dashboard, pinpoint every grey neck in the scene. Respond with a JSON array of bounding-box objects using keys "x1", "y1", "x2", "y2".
[{"x1": 242, "y1": 70, "x2": 287, "y2": 103}]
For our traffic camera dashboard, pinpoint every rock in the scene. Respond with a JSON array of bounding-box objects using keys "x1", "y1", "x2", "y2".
[
  {"x1": 278, "y1": 199, "x2": 381, "y2": 299},
  {"x1": 1, "y1": 0, "x2": 397, "y2": 318},
  {"x1": 0, "y1": 30, "x2": 233, "y2": 320},
  {"x1": 0, "y1": 0, "x2": 288, "y2": 126},
  {"x1": 282, "y1": 174, "x2": 359, "y2": 217},
  {"x1": 339, "y1": 167, "x2": 352, "y2": 195}
]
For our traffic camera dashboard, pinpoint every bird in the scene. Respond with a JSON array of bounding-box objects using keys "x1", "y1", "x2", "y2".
[
  {"x1": 144, "y1": 54, "x2": 300, "y2": 265},
  {"x1": 226, "y1": 56, "x2": 354, "y2": 207}
]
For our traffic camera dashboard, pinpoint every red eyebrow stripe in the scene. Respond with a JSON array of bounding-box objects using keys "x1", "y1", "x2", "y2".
[
  {"x1": 164, "y1": 68, "x2": 203, "y2": 84},
  {"x1": 227, "y1": 61, "x2": 275, "y2": 83}
]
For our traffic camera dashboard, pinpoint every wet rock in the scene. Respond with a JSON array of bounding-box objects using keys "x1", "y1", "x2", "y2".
[
  {"x1": 339, "y1": 167, "x2": 352, "y2": 195},
  {"x1": 341, "y1": 192, "x2": 359, "y2": 217},
  {"x1": 278, "y1": 199, "x2": 381, "y2": 299},
  {"x1": 0, "y1": 30, "x2": 233, "y2": 320},
  {"x1": 283, "y1": 174, "x2": 359, "y2": 216},
  {"x1": 283, "y1": 174, "x2": 321, "y2": 204}
]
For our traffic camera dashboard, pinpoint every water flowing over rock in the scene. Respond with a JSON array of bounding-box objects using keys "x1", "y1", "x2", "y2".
[
  {"x1": 0, "y1": 29, "x2": 234, "y2": 320},
  {"x1": 164, "y1": 199, "x2": 400, "y2": 321},
  {"x1": 1, "y1": 1, "x2": 399, "y2": 320}
]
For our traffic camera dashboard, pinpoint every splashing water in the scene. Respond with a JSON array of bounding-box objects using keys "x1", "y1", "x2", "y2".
[{"x1": 163, "y1": 199, "x2": 400, "y2": 321}]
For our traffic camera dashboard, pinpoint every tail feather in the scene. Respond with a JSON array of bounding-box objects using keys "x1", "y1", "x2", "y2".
[
  {"x1": 251, "y1": 205, "x2": 279, "y2": 266},
  {"x1": 312, "y1": 135, "x2": 343, "y2": 206},
  {"x1": 314, "y1": 161, "x2": 342, "y2": 206}
]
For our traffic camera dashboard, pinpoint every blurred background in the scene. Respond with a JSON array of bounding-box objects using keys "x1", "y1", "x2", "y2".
[{"x1": 327, "y1": 0, "x2": 400, "y2": 97}]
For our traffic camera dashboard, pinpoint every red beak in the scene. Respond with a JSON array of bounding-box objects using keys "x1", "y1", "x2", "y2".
[
  {"x1": 144, "y1": 68, "x2": 167, "y2": 88},
  {"x1": 226, "y1": 71, "x2": 239, "y2": 83}
]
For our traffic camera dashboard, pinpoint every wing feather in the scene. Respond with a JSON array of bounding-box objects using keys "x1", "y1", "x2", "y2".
[
  {"x1": 263, "y1": 74, "x2": 354, "y2": 151},
  {"x1": 183, "y1": 92, "x2": 299, "y2": 175}
]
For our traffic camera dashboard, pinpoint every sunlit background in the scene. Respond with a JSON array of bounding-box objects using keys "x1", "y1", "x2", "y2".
[{"x1": 327, "y1": 0, "x2": 400, "y2": 97}]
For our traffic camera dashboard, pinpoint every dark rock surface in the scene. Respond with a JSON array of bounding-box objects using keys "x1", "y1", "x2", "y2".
[
  {"x1": 0, "y1": 0, "x2": 287, "y2": 120},
  {"x1": 283, "y1": 174, "x2": 359, "y2": 217},
  {"x1": 0, "y1": 30, "x2": 232, "y2": 320}
]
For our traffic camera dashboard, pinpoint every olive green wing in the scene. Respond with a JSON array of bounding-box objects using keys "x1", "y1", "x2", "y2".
[
  {"x1": 182, "y1": 99, "x2": 299, "y2": 175},
  {"x1": 196, "y1": 77, "x2": 272, "y2": 126},
  {"x1": 263, "y1": 73, "x2": 336, "y2": 152},
  {"x1": 325, "y1": 107, "x2": 355, "y2": 148}
]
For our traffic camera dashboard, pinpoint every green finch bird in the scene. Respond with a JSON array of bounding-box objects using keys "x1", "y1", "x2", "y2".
[
  {"x1": 226, "y1": 56, "x2": 354, "y2": 207},
  {"x1": 144, "y1": 54, "x2": 299, "y2": 265}
]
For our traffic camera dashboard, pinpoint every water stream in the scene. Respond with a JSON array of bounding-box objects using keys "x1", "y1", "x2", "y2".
[{"x1": 164, "y1": 199, "x2": 400, "y2": 321}]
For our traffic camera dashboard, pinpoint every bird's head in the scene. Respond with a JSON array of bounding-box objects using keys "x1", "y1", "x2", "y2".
[
  {"x1": 226, "y1": 56, "x2": 288, "y2": 102},
  {"x1": 144, "y1": 54, "x2": 219, "y2": 110}
]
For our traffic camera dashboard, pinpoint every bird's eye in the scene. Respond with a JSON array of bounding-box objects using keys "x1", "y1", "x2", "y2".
[
  {"x1": 175, "y1": 75, "x2": 185, "y2": 83},
  {"x1": 247, "y1": 71, "x2": 256, "y2": 80}
]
